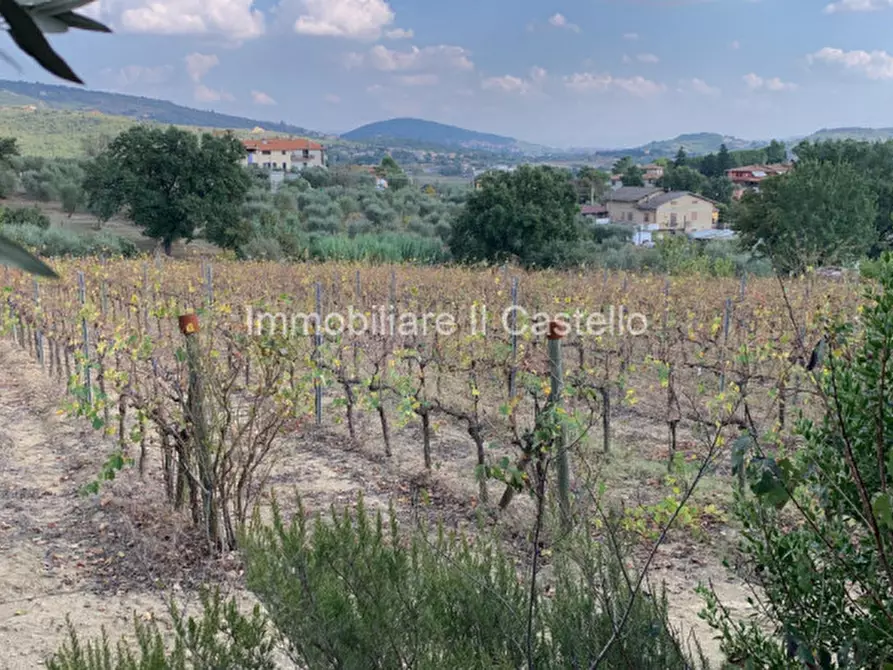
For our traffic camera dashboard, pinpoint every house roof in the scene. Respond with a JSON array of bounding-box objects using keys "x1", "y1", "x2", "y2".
[
  {"x1": 635, "y1": 191, "x2": 693, "y2": 211},
  {"x1": 606, "y1": 186, "x2": 661, "y2": 202},
  {"x1": 242, "y1": 138, "x2": 324, "y2": 152},
  {"x1": 726, "y1": 163, "x2": 790, "y2": 177}
]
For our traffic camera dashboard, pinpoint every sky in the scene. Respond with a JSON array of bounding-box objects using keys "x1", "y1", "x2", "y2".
[{"x1": 10, "y1": 0, "x2": 893, "y2": 148}]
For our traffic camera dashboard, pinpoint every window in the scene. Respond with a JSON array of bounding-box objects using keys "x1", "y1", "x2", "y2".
[
  {"x1": 281, "y1": 151, "x2": 287, "y2": 155},
  {"x1": 626, "y1": 211, "x2": 633, "y2": 222},
  {"x1": 670, "y1": 213, "x2": 678, "y2": 227},
  {"x1": 303, "y1": 149, "x2": 310, "y2": 158},
  {"x1": 691, "y1": 211, "x2": 698, "y2": 222},
  {"x1": 643, "y1": 212, "x2": 650, "y2": 223},
  {"x1": 262, "y1": 150, "x2": 271, "y2": 155}
]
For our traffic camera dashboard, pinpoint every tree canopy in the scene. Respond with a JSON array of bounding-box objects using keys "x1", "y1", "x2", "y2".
[
  {"x1": 82, "y1": 126, "x2": 251, "y2": 254},
  {"x1": 732, "y1": 158, "x2": 877, "y2": 273},
  {"x1": 449, "y1": 165, "x2": 580, "y2": 268},
  {"x1": 793, "y1": 138, "x2": 893, "y2": 255}
]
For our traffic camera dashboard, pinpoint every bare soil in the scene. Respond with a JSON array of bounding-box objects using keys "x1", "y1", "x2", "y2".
[{"x1": 0, "y1": 337, "x2": 752, "y2": 668}]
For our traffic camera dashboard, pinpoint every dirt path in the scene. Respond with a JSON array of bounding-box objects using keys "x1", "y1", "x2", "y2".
[{"x1": 0, "y1": 340, "x2": 185, "y2": 669}]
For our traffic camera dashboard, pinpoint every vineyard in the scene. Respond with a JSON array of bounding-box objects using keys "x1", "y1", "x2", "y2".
[{"x1": 0, "y1": 259, "x2": 854, "y2": 549}]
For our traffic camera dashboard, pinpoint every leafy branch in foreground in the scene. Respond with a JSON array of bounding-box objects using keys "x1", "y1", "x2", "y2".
[
  {"x1": 700, "y1": 252, "x2": 893, "y2": 667},
  {"x1": 0, "y1": 0, "x2": 111, "y2": 85}
]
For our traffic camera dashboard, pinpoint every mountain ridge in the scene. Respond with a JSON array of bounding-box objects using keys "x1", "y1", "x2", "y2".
[
  {"x1": 0, "y1": 79, "x2": 322, "y2": 137},
  {"x1": 0, "y1": 79, "x2": 890, "y2": 157}
]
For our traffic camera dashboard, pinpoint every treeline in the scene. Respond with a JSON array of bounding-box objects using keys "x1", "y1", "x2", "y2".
[{"x1": 734, "y1": 138, "x2": 893, "y2": 272}]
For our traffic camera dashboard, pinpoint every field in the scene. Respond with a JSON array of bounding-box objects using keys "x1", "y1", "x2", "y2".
[
  {"x1": 0, "y1": 108, "x2": 300, "y2": 159},
  {"x1": 0, "y1": 257, "x2": 860, "y2": 667}
]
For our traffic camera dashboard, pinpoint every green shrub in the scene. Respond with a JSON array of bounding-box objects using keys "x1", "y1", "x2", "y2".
[
  {"x1": 2, "y1": 205, "x2": 51, "y2": 229},
  {"x1": 239, "y1": 236, "x2": 285, "y2": 261},
  {"x1": 0, "y1": 224, "x2": 137, "y2": 258},
  {"x1": 307, "y1": 232, "x2": 447, "y2": 264},
  {"x1": 242, "y1": 494, "x2": 704, "y2": 670},
  {"x1": 700, "y1": 251, "x2": 893, "y2": 666},
  {"x1": 46, "y1": 587, "x2": 276, "y2": 670}
]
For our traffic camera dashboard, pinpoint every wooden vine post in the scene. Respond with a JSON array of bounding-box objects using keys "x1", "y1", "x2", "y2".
[
  {"x1": 548, "y1": 319, "x2": 572, "y2": 533},
  {"x1": 179, "y1": 312, "x2": 218, "y2": 548}
]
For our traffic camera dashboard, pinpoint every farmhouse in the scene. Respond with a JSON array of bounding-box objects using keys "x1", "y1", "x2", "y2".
[
  {"x1": 242, "y1": 138, "x2": 325, "y2": 171},
  {"x1": 605, "y1": 186, "x2": 719, "y2": 235},
  {"x1": 726, "y1": 163, "x2": 791, "y2": 199}
]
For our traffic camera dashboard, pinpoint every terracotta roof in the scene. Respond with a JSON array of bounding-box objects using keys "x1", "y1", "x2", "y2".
[{"x1": 242, "y1": 138, "x2": 323, "y2": 152}]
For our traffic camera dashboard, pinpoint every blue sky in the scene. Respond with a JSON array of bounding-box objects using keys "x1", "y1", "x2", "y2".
[{"x1": 14, "y1": 0, "x2": 893, "y2": 148}]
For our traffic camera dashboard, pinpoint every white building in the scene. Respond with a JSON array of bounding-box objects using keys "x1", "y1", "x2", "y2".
[{"x1": 242, "y1": 138, "x2": 325, "y2": 171}]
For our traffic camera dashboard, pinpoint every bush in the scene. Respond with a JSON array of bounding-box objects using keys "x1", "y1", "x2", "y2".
[
  {"x1": 2, "y1": 205, "x2": 51, "y2": 229},
  {"x1": 700, "y1": 252, "x2": 893, "y2": 666},
  {"x1": 239, "y1": 236, "x2": 285, "y2": 261},
  {"x1": 0, "y1": 224, "x2": 137, "y2": 258},
  {"x1": 46, "y1": 587, "x2": 276, "y2": 670},
  {"x1": 242, "y1": 494, "x2": 703, "y2": 669},
  {"x1": 307, "y1": 232, "x2": 447, "y2": 264}
]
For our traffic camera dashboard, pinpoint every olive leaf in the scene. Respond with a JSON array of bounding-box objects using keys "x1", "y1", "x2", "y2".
[
  {"x1": 0, "y1": 0, "x2": 82, "y2": 83},
  {"x1": 0, "y1": 232, "x2": 57, "y2": 277}
]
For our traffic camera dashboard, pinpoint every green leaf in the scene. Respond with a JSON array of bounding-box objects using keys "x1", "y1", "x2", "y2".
[
  {"x1": 0, "y1": 0, "x2": 82, "y2": 84},
  {"x1": 872, "y1": 492, "x2": 893, "y2": 530},
  {"x1": 731, "y1": 433, "x2": 754, "y2": 476},
  {"x1": 0, "y1": 232, "x2": 57, "y2": 277},
  {"x1": 750, "y1": 457, "x2": 791, "y2": 509}
]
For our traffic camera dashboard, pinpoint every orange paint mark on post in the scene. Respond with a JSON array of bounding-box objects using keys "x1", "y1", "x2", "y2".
[
  {"x1": 179, "y1": 314, "x2": 200, "y2": 335},
  {"x1": 547, "y1": 319, "x2": 567, "y2": 340}
]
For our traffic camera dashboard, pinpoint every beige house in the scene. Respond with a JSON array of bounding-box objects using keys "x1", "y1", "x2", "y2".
[
  {"x1": 606, "y1": 187, "x2": 719, "y2": 234},
  {"x1": 242, "y1": 138, "x2": 325, "y2": 171}
]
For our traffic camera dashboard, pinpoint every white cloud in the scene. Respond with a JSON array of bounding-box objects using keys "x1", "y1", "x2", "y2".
[
  {"x1": 680, "y1": 77, "x2": 721, "y2": 96},
  {"x1": 623, "y1": 32, "x2": 639, "y2": 40},
  {"x1": 823, "y1": 0, "x2": 893, "y2": 13},
  {"x1": 110, "y1": 0, "x2": 264, "y2": 40},
  {"x1": 743, "y1": 72, "x2": 797, "y2": 91},
  {"x1": 185, "y1": 53, "x2": 219, "y2": 83},
  {"x1": 730, "y1": 40, "x2": 741, "y2": 50},
  {"x1": 637, "y1": 53, "x2": 659, "y2": 63},
  {"x1": 808, "y1": 46, "x2": 893, "y2": 79},
  {"x1": 357, "y1": 44, "x2": 474, "y2": 72},
  {"x1": 564, "y1": 71, "x2": 665, "y2": 96},
  {"x1": 548, "y1": 13, "x2": 580, "y2": 32},
  {"x1": 292, "y1": 0, "x2": 395, "y2": 38},
  {"x1": 251, "y1": 90, "x2": 277, "y2": 105},
  {"x1": 324, "y1": 93, "x2": 341, "y2": 103},
  {"x1": 395, "y1": 74, "x2": 439, "y2": 86},
  {"x1": 385, "y1": 27, "x2": 413, "y2": 39},
  {"x1": 481, "y1": 66, "x2": 547, "y2": 95},
  {"x1": 194, "y1": 85, "x2": 234, "y2": 102},
  {"x1": 104, "y1": 64, "x2": 173, "y2": 87}
]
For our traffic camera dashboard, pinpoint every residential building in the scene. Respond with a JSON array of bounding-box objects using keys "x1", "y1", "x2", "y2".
[
  {"x1": 609, "y1": 163, "x2": 665, "y2": 189},
  {"x1": 726, "y1": 163, "x2": 791, "y2": 199},
  {"x1": 605, "y1": 187, "x2": 719, "y2": 235},
  {"x1": 642, "y1": 163, "x2": 665, "y2": 185},
  {"x1": 242, "y1": 138, "x2": 325, "y2": 171},
  {"x1": 580, "y1": 204, "x2": 610, "y2": 224}
]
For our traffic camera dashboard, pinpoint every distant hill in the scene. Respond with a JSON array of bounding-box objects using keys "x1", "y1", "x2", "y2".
[
  {"x1": 0, "y1": 79, "x2": 321, "y2": 137},
  {"x1": 803, "y1": 127, "x2": 893, "y2": 143},
  {"x1": 637, "y1": 132, "x2": 764, "y2": 157},
  {"x1": 342, "y1": 118, "x2": 536, "y2": 152}
]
